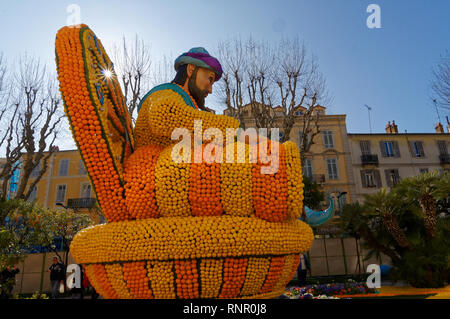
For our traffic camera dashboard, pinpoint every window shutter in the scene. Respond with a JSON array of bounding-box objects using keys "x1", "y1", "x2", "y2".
[
  {"x1": 329, "y1": 131, "x2": 335, "y2": 148},
  {"x1": 393, "y1": 141, "x2": 400, "y2": 157},
  {"x1": 322, "y1": 132, "x2": 328, "y2": 148},
  {"x1": 384, "y1": 170, "x2": 392, "y2": 187},
  {"x1": 360, "y1": 170, "x2": 367, "y2": 188},
  {"x1": 59, "y1": 159, "x2": 69, "y2": 176},
  {"x1": 394, "y1": 169, "x2": 400, "y2": 184},
  {"x1": 360, "y1": 141, "x2": 371, "y2": 155},
  {"x1": 408, "y1": 141, "x2": 415, "y2": 156},
  {"x1": 31, "y1": 162, "x2": 40, "y2": 177},
  {"x1": 78, "y1": 160, "x2": 86, "y2": 175},
  {"x1": 437, "y1": 141, "x2": 448, "y2": 155},
  {"x1": 380, "y1": 141, "x2": 387, "y2": 157},
  {"x1": 417, "y1": 141, "x2": 425, "y2": 157},
  {"x1": 374, "y1": 170, "x2": 382, "y2": 188}
]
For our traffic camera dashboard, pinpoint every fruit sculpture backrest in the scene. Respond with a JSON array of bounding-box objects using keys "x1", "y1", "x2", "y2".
[{"x1": 56, "y1": 24, "x2": 314, "y2": 299}]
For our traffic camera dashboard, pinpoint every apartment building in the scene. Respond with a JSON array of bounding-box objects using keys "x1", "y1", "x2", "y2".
[
  {"x1": 348, "y1": 121, "x2": 450, "y2": 203},
  {"x1": 16, "y1": 149, "x2": 104, "y2": 223}
]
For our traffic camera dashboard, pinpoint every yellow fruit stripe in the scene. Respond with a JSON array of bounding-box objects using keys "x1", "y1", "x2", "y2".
[
  {"x1": 220, "y1": 142, "x2": 254, "y2": 217},
  {"x1": 199, "y1": 259, "x2": 223, "y2": 298},
  {"x1": 273, "y1": 254, "x2": 297, "y2": 291},
  {"x1": 240, "y1": 257, "x2": 271, "y2": 296},
  {"x1": 70, "y1": 216, "x2": 314, "y2": 264},
  {"x1": 104, "y1": 263, "x2": 133, "y2": 299},
  {"x1": 146, "y1": 261, "x2": 176, "y2": 299},
  {"x1": 284, "y1": 141, "x2": 304, "y2": 220},
  {"x1": 154, "y1": 145, "x2": 191, "y2": 217},
  {"x1": 135, "y1": 89, "x2": 240, "y2": 149}
]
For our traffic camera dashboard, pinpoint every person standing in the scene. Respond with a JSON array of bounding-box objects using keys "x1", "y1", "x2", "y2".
[
  {"x1": 48, "y1": 256, "x2": 65, "y2": 299},
  {"x1": 297, "y1": 253, "x2": 310, "y2": 287},
  {"x1": 0, "y1": 265, "x2": 20, "y2": 299}
]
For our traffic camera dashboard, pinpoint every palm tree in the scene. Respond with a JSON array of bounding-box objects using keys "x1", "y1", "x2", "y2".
[
  {"x1": 393, "y1": 171, "x2": 450, "y2": 240},
  {"x1": 340, "y1": 202, "x2": 402, "y2": 264},
  {"x1": 363, "y1": 189, "x2": 413, "y2": 251}
]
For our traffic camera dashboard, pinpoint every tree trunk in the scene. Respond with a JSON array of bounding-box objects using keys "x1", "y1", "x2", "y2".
[
  {"x1": 382, "y1": 212, "x2": 413, "y2": 250},
  {"x1": 359, "y1": 227, "x2": 401, "y2": 264},
  {"x1": 420, "y1": 193, "x2": 436, "y2": 240}
]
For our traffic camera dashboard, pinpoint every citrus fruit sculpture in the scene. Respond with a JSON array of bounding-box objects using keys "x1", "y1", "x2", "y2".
[{"x1": 56, "y1": 24, "x2": 314, "y2": 299}]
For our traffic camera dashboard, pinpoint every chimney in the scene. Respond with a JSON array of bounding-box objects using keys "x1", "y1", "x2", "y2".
[
  {"x1": 435, "y1": 122, "x2": 444, "y2": 134},
  {"x1": 391, "y1": 120, "x2": 398, "y2": 133},
  {"x1": 385, "y1": 120, "x2": 398, "y2": 134},
  {"x1": 385, "y1": 121, "x2": 392, "y2": 133}
]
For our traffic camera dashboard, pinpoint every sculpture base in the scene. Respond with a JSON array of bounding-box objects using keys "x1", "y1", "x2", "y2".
[{"x1": 71, "y1": 216, "x2": 314, "y2": 299}]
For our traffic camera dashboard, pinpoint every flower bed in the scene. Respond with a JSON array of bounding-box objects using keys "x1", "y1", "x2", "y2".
[{"x1": 284, "y1": 280, "x2": 378, "y2": 299}]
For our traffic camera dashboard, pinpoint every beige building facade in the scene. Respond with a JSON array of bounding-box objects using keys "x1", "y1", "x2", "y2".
[{"x1": 348, "y1": 121, "x2": 450, "y2": 203}]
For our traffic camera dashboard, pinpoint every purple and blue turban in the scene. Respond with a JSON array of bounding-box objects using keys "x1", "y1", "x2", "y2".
[{"x1": 174, "y1": 47, "x2": 223, "y2": 81}]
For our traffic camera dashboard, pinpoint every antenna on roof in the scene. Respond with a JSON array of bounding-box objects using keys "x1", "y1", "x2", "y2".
[
  {"x1": 364, "y1": 104, "x2": 373, "y2": 133},
  {"x1": 432, "y1": 99, "x2": 442, "y2": 123}
]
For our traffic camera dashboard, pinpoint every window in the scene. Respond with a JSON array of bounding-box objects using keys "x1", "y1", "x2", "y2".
[
  {"x1": 360, "y1": 169, "x2": 381, "y2": 188},
  {"x1": 437, "y1": 140, "x2": 448, "y2": 155},
  {"x1": 385, "y1": 169, "x2": 401, "y2": 187},
  {"x1": 410, "y1": 141, "x2": 425, "y2": 157},
  {"x1": 322, "y1": 131, "x2": 334, "y2": 149},
  {"x1": 31, "y1": 162, "x2": 40, "y2": 178},
  {"x1": 279, "y1": 132, "x2": 284, "y2": 140},
  {"x1": 28, "y1": 186, "x2": 38, "y2": 202},
  {"x1": 360, "y1": 141, "x2": 371, "y2": 155},
  {"x1": 59, "y1": 159, "x2": 69, "y2": 176},
  {"x1": 78, "y1": 160, "x2": 87, "y2": 175},
  {"x1": 419, "y1": 168, "x2": 429, "y2": 174},
  {"x1": 56, "y1": 185, "x2": 66, "y2": 203},
  {"x1": 80, "y1": 183, "x2": 91, "y2": 198},
  {"x1": 326, "y1": 158, "x2": 339, "y2": 180},
  {"x1": 298, "y1": 131, "x2": 310, "y2": 147},
  {"x1": 303, "y1": 159, "x2": 313, "y2": 179},
  {"x1": 380, "y1": 141, "x2": 400, "y2": 157},
  {"x1": 295, "y1": 111, "x2": 304, "y2": 116}
]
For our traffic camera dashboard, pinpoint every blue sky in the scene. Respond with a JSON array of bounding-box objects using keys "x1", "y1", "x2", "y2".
[{"x1": 0, "y1": 0, "x2": 449, "y2": 149}]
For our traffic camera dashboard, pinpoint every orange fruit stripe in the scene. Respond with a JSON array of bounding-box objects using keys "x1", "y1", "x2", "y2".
[
  {"x1": 189, "y1": 150, "x2": 223, "y2": 216},
  {"x1": 219, "y1": 258, "x2": 248, "y2": 298},
  {"x1": 146, "y1": 261, "x2": 176, "y2": 299},
  {"x1": 104, "y1": 263, "x2": 133, "y2": 299},
  {"x1": 55, "y1": 25, "x2": 130, "y2": 222},
  {"x1": 90, "y1": 264, "x2": 119, "y2": 299},
  {"x1": 259, "y1": 256, "x2": 286, "y2": 294},
  {"x1": 252, "y1": 141, "x2": 288, "y2": 222},
  {"x1": 240, "y1": 257, "x2": 271, "y2": 297},
  {"x1": 123, "y1": 261, "x2": 154, "y2": 299},
  {"x1": 199, "y1": 258, "x2": 223, "y2": 298},
  {"x1": 124, "y1": 144, "x2": 162, "y2": 219},
  {"x1": 174, "y1": 260, "x2": 199, "y2": 299},
  {"x1": 84, "y1": 265, "x2": 108, "y2": 299},
  {"x1": 273, "y1": 254, "x2": 297, "y2": 291}
]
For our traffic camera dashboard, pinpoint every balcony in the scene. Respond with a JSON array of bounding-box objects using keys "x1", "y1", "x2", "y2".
[
  {"x1": 67, "y1": 198, "x2": 97, "y2": 209},
  {"x1": 439, "y1": 154, "x2": 450, "y2": 164},
  {"x1": 361, "y1": 154, "x2": 379, "y2": 165}
]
